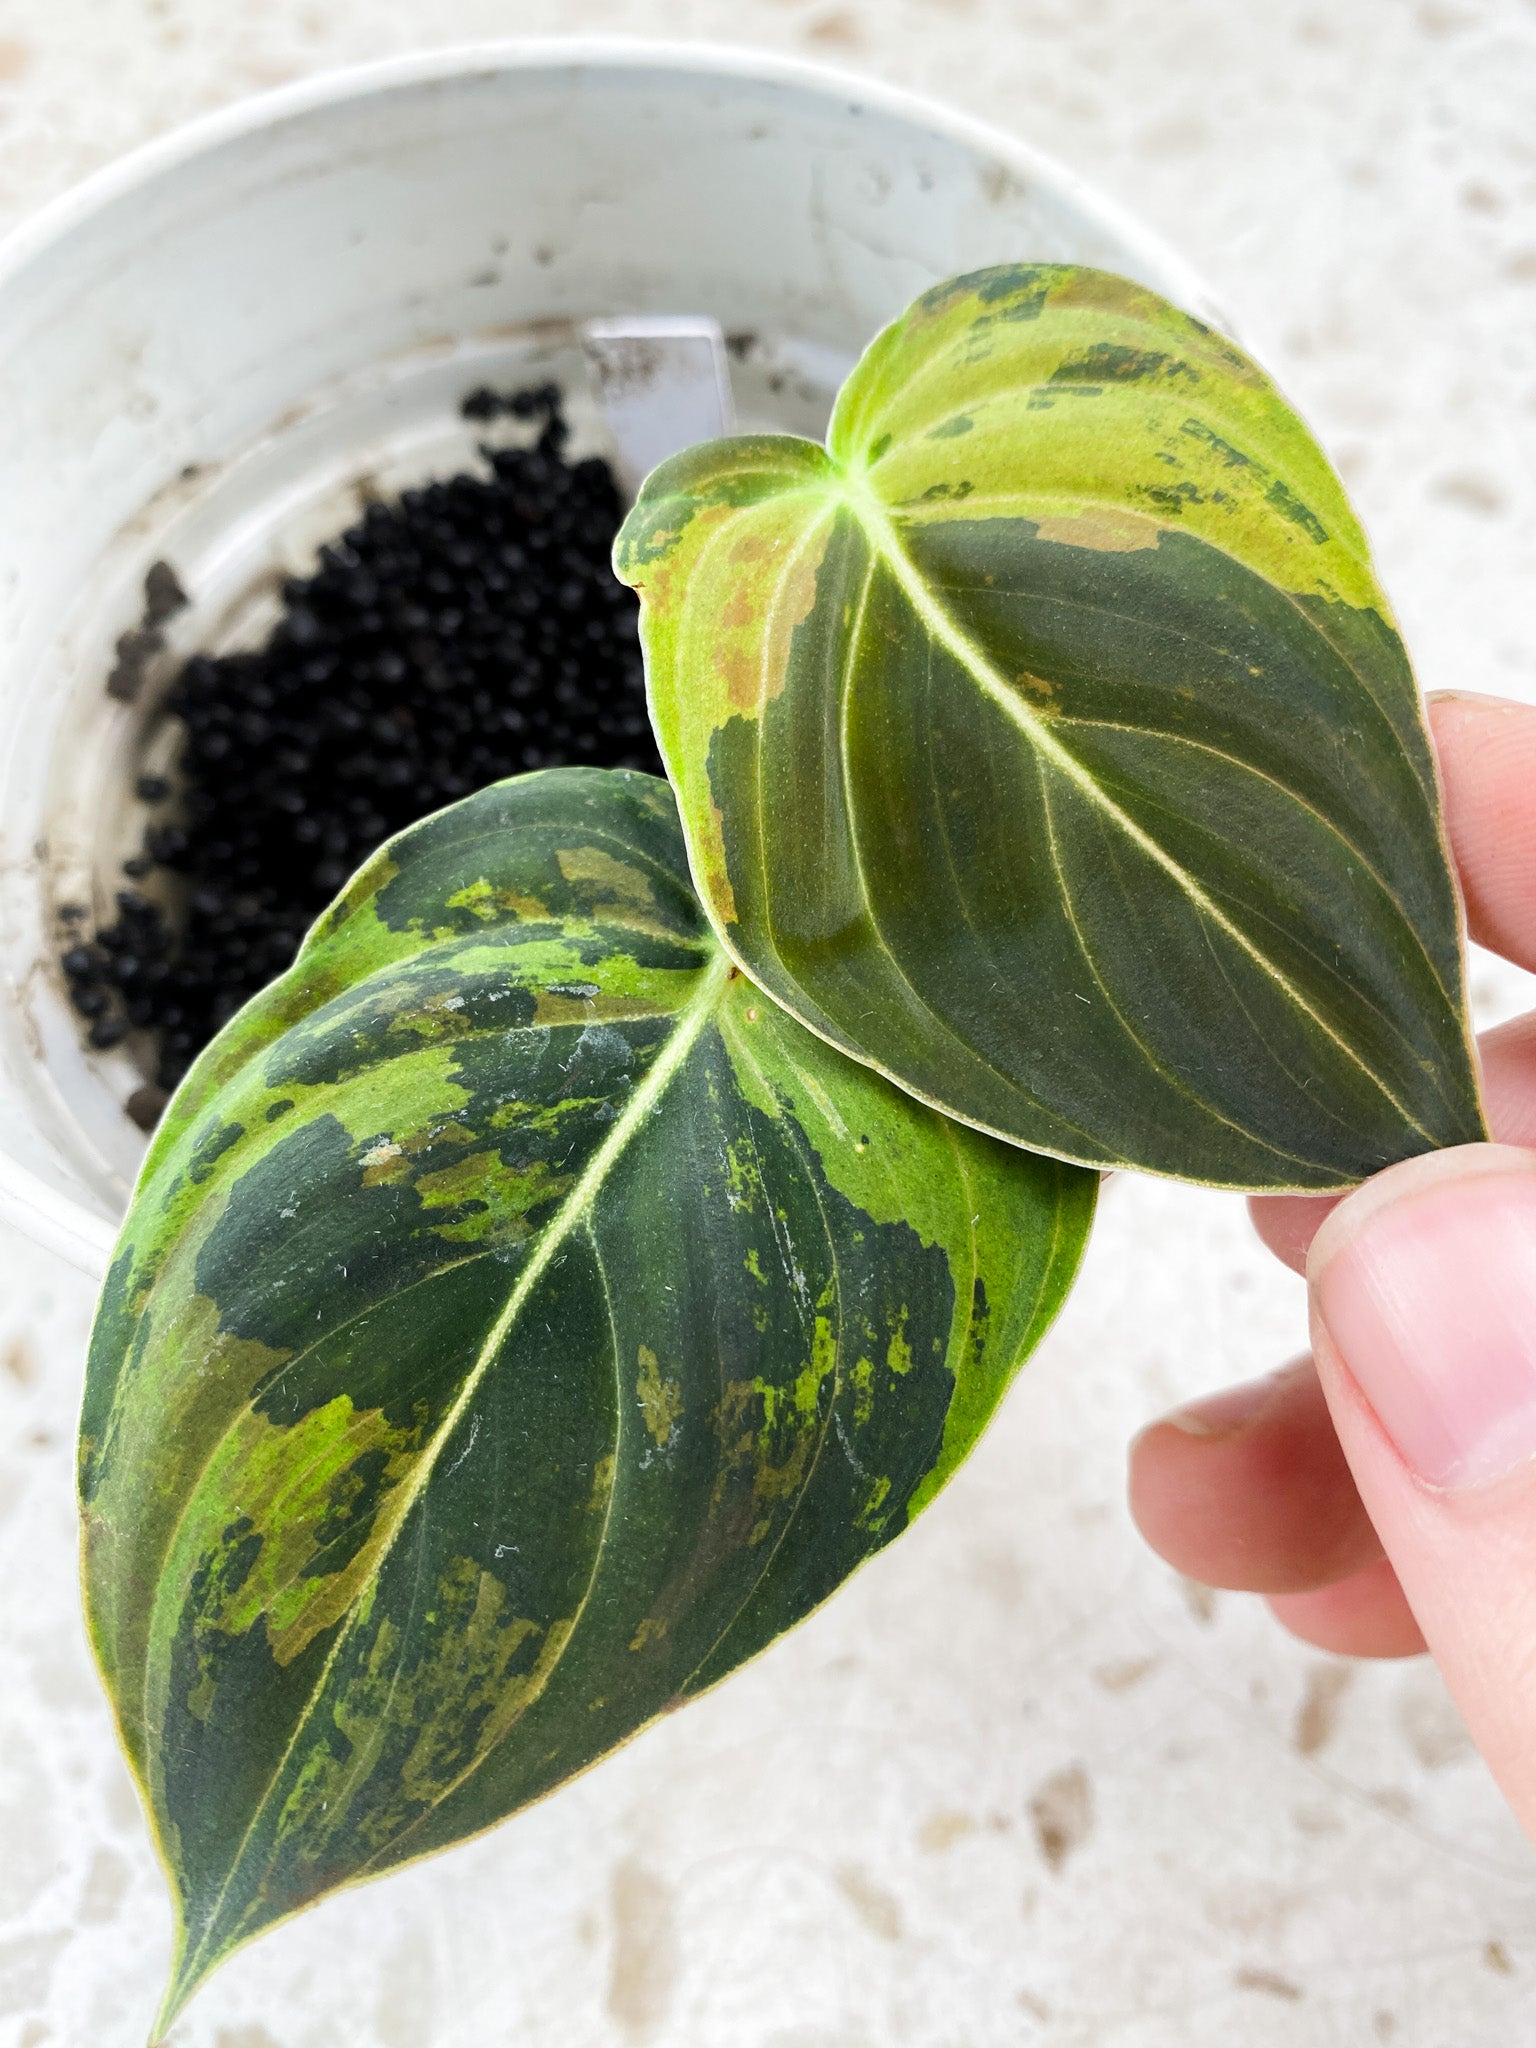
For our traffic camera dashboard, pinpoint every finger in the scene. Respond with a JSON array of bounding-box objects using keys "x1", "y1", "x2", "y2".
[
  {"x1": 1475, "y1": 1011, "x2": 1536, "y2": 1149},
  {"x1": 1267, "y1": 1556, "x2": 1426, "y2": 1659},
  {"x1": 1309, "y1": 1143, "x2": 1536, "y2": 1833},
  {"x1": 1128, "y1": 1357, "x2": 1383, "y2": 1593},
  {"x1": 1248, "y1": 1191, "x2": 1340, "y2": 1276},
  {"x1": 1427, "y1": 693, "x2": 1536, "y2": 974},
  {"x1": 1251, "y1": 1011, "x2": 1536, "y2": 1275}
]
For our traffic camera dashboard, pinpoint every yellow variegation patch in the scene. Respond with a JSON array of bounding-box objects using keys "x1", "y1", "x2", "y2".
[{"x1": 80, "y1": 769, "x2": 1094, "y2": 2035}]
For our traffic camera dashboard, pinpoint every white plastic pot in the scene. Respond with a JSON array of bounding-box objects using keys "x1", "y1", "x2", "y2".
[{"x1": 0, "y1": 39, "x2": 1223, "y2": 1279}]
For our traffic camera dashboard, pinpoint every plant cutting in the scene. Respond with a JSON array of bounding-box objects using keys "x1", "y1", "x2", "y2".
[{"x1": 79, "y1": 264, "x2": 1485, "y2": 2033}]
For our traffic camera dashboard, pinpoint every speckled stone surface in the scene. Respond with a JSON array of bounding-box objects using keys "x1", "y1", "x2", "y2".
[{"x1": 1, "y1": 3, "x2": 1535, "y2": 2043}]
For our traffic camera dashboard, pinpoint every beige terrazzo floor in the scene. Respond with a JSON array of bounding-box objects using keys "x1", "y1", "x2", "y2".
[{"x1": 1, "y1": 3, "x2": 1535, "y2": 2044}]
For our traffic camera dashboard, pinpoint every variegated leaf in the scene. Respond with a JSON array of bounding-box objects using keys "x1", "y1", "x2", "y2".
[
  {"x1": 615, "y1": 264, "x2": 1486, "y2": 1191},
  {"x1": 79, "y1": 768, "x2": 1094, "y2": 2031}
]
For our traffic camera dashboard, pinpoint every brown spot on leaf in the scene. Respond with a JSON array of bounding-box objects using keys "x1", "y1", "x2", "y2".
[
  {"x1": 607, "y1": 1859, "x2": 678, "y2": 2040},
  {"x1": 1485, "y1": 1939, "x2": 1515, "y2": 1976},
  {"x1": 835, "y1": 1863, "x2": 902, "y2": 1940},
  {"x1": 0, "y1": 39, "x2": 31, "y2": 80},
  {"x1": 1032, "y1": 507, "x2": 1161, "y2": 555},
  {"x1": 1294, "y1": 1663, "x2": 1352, "y2": 1756},
  {"x1": 218, "y1": 2029, "x2": 282, "y2": 2048},
  {"x1": 721, "y1": 647, "x2": 762, "y2": 713},
  {"x1": 1029, "y1": 1764, "x2": 1092, "y2": 1873},
  {"x1": 717, "y1": 586, "x2": 760, "y2": 634},
  {"x1": 3, "y1": 1336, "x2": 34, "y2": 1385},
  {"x1": 698, "y1": 795, "x2": 739, "y2": 926}
]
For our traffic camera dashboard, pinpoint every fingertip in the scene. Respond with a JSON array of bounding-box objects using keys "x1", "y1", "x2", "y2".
[
  {"x1": 1305, "y1": 1171, "x2": 1536, "y2": 1828},
  {"x1": 1267, "y1": 1556, "x2": 1427, "y2": 1660},
  {"x1": 1129, "y1": 1360, "x2": 1382, "y2": 1595},
  {"x1": 1305, "y1": 1143, "x2": 1536, "y2": 1488},
  {"x1": 1248, "y1": 1191, "x2": 1342, "y2": 1275},
  {"x1": 1425, "y1": 691, "x2": 1536, "y2": 975}
]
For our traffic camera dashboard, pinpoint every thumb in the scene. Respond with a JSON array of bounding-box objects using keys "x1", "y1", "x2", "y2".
[{"x1": 1309, "y1": 1142, "x2": 1536, "y2": 1831}]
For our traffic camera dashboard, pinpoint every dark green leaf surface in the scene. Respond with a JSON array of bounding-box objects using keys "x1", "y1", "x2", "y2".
[
  {"x1": 615, "y1": 264, "x2": 1485, "y2": 1191},
  {"x1": 80, "y1": 769, "x2": 1093, "y2": 2029}
]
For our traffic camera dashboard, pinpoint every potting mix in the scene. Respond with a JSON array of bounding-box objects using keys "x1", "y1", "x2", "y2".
[{"x1": 60, "y1": 384, "x2": 660, "y2": 1118}]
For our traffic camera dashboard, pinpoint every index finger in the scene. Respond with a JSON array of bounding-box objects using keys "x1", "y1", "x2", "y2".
[{"x1": 1428, "y1": 691, "x2": 1536, "y2": 975}]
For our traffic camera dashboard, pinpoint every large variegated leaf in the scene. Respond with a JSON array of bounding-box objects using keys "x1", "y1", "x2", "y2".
[
  {"x1": 80, "y1": 768, "x2": 1093, "y2": 2031},
  {"x1": 614, "y1": 263, "x2": 1485, "y2": 1191}
]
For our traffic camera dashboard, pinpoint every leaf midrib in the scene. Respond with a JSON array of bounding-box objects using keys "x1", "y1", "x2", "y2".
[
  {"x1": 828, "y1": 525, "x2": 1106, "y2": 1151},
  {"x1": 1033, "y1": 763, "x2": 1322, "y2": 1172},
  {"x1": 842, "y1": 482, "x2": 1439, "y2": 1149},
  {"x1": 102, "y1": 995, "x2": 709, "y2": 1646},
  {"x1": 161, "y1": 945, "x2": 734, "y2": 2021},
  {"x1": 1064, "y1": 727, "x2": 1467, "y2": 1094}
]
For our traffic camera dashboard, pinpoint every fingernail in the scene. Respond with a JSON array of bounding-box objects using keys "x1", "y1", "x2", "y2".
[
  {"x1": 1310, "y1": 1145, "x2": 1536, "y2": 1490},
  {"x1": 1425, "y1": 689, "x2": 1530, "y2": 711},
  {"x1": 1162, "y1": 1369, "x2": 1290, "y2": 1440}
]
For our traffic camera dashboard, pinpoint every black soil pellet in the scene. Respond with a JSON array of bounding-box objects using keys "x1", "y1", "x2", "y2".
[{"x1": 63, "y1": 384, "x2": 661, "y2": 1098}]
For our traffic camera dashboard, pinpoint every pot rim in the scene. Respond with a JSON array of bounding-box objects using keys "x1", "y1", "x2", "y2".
[{"x1": 0, "y1": 36, "x2": 1225, "y2": 322}]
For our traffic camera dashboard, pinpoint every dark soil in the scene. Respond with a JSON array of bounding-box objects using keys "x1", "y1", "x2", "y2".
[{"x1": 61, "y1": 383, "x2": 660, "y2": 1116}]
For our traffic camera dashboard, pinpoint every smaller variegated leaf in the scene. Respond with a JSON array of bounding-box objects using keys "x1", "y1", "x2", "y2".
[
  {"x1": 614, "y1": 264, "x2": 1486, "y2": 1192},
  {"x1": 79, "y1": 769, "x2": 1094, "y2": 2032}
]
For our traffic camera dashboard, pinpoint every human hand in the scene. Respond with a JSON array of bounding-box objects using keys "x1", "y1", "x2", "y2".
[{"x1": 1129, "y1": 690, "x2": 1536, "y2": 1834}]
